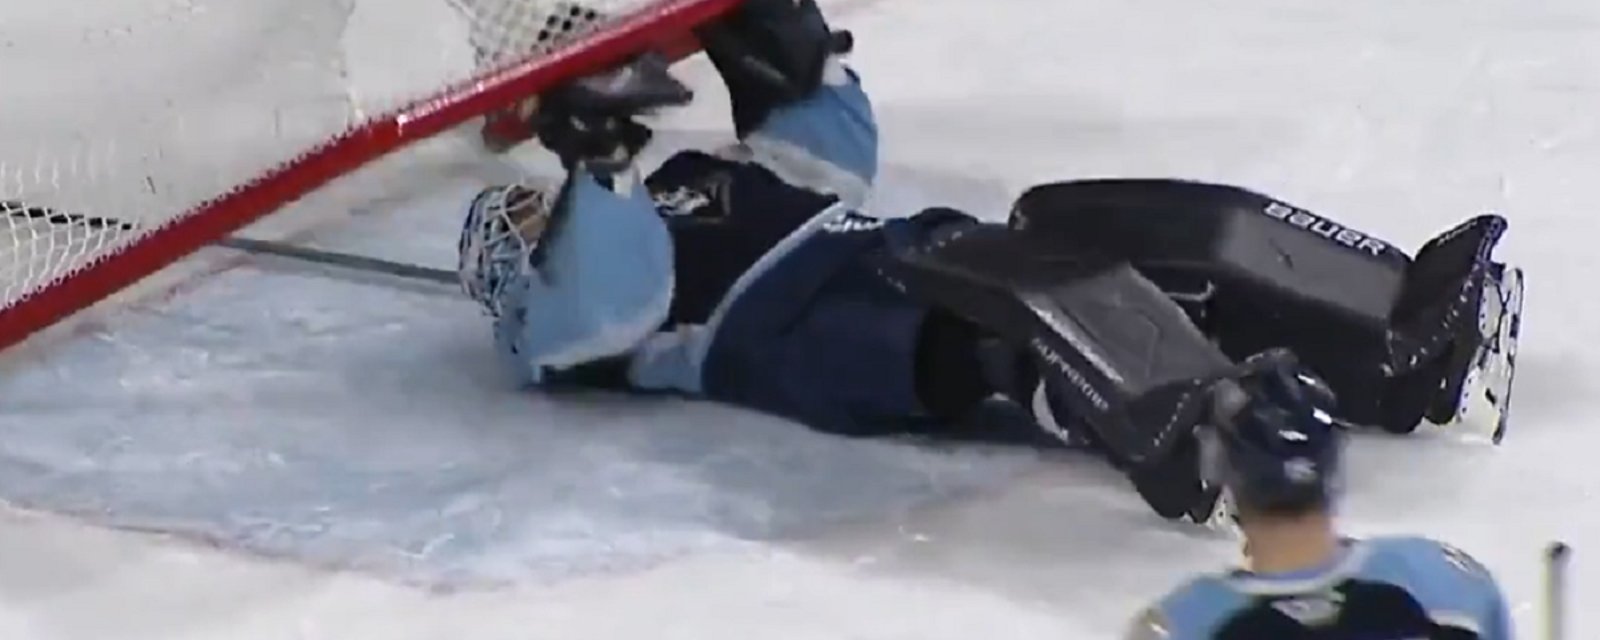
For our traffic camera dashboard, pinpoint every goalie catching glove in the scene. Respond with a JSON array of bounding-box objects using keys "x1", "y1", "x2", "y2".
[{"x1": 533, "y1": 52, "x2": 694, "y2": 176}]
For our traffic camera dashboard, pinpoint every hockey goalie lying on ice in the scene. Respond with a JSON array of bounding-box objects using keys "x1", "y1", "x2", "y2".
[{"x1": 454, "y1": 0, "x2": 1525, "y2": 525}]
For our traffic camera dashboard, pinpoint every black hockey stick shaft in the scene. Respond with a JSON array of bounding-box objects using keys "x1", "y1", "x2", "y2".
[{"x1": 218, "y1": 238, "x2": 458, "y2": 285}]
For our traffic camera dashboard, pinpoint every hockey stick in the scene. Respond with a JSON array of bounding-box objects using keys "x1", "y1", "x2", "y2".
[
  {"x1": 1546, "y1": 542, "x2": 1571, "y2": 640},
  {"x1": 218, "y1": 237, "x2": 458, "y2": 285}
]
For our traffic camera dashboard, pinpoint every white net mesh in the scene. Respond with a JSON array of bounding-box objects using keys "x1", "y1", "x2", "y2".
[{"x1": 0, "y1": 0, "x2": 713, "y2": 348}]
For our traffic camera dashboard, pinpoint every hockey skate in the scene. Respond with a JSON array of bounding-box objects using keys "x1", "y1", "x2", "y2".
[
  {"x1": 1429, "y1": 262, "x2": 1523, "y2": 443},
  {"x1": 1379, "y1": 215, "x2": 1524, "y2": 443}
]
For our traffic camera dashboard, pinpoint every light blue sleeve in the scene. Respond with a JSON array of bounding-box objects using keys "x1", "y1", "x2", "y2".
[
  {"x1": 729, "y1": 60, "x2": 879, "y2": 206},
  {"x1": 1128, "y1": 577, "x2": 1244, "y2": 639},
  {"x1": 491, "y1": 170, "x2": 673, "y2": 385}
]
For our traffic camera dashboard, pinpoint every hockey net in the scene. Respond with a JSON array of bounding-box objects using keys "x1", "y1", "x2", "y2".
[{"x1": 0, "y1": 0, "x2": 735, "y2": 353}]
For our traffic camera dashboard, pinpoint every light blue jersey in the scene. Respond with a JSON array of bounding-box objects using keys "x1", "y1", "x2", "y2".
[{"x1": 1130, "y1": 536, "x2": 1511, "y2": 639}]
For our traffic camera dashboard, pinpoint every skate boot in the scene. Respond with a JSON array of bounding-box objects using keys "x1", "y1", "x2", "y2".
[{"x1": 1381, "y1": 215, "x2": 1524, "y2": 442}]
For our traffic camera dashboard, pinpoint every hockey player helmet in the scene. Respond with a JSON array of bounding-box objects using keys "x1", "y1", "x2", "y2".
[{"x1": 1203, "y1": 350, "x2": 1344, "y2": 516}]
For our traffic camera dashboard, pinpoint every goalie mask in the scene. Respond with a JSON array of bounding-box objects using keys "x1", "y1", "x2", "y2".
[{"x1": 457, "y1": 181, "x2": 558, "y2": 317}]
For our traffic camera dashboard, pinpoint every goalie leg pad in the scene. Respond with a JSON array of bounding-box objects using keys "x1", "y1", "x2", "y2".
[
  {"x1": 1006, "y1": 179, "x2": 1525, "y2": 439},
  {"x1": 1005, "y1": 179, "x2": 1412, "y2": 428},
  {"x1": 882, "y1": 222, "x2": 1237, "y2": 465}
]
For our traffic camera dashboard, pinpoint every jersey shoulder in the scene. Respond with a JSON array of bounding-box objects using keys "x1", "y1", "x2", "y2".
[
  {"x1": 1356, "y1": 536, "x2": 1503, "y2": 621},
  {"x1": 1129, "y1": 573, "x2": 1248, "y2": 639},
  {"x1": 1359, "y1": 535, "x2": 1497, "y2": 585}
]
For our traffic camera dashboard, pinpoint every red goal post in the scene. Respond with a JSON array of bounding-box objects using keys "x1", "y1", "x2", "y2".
[{"x1": 0, "y1": 0, "x2": 739, "y2": 354}]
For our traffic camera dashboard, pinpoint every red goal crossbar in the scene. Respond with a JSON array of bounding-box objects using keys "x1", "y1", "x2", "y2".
[{"x1": 0, "y1": 0, "x2": 739, "y2": 354}]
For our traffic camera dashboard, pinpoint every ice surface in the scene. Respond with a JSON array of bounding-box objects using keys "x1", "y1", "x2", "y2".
[
  {"x1": 4, "y1": 0, "x2": 1600, "y2": 637},
  {"x1": 0, "y1": 212, "x2": 1040, "y2": 586}
]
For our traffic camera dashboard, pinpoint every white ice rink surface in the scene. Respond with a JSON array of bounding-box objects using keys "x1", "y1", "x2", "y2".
[{"x1": 4, "y1": 0, "x2": 1600, "y2": 637}]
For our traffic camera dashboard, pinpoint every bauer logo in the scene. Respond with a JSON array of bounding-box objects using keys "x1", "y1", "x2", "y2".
[{"x1": 1262, "y1": 202, "x2": 1390, "y2": 257}]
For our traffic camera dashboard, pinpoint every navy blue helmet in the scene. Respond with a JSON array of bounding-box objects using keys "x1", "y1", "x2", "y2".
[{"x1": 1206, "y1": 350, "x2": 1344, "y2": 514}]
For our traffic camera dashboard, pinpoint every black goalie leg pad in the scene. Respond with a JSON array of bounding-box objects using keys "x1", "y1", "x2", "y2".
[
  {"x1": 884, "y1": 224, "x2": 1237, "y2": 466},
  {"x1": 1003, "y1": 179, "x2": 1525, "y2": 440}
]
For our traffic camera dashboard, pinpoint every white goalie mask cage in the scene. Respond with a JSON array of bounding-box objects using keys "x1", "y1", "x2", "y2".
[{"x1": 458, "y1": 181, "x2": 560, "y2": 317}]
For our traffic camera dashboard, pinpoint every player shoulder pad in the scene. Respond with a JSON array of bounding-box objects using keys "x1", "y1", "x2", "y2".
[
  {"x1": 1365, "y1": 536, "x2": 1492, "y2": 579},
  {"x1": 1365, "y1": 534, "x2": 1502, "y2": 620}
]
